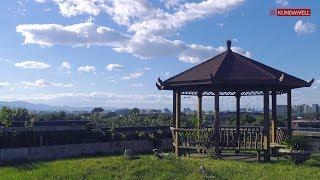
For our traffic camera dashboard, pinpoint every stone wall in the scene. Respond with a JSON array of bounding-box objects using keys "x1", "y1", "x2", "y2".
[{"x1": 0, "y1": 139, "x2": 173, "y2": 162}]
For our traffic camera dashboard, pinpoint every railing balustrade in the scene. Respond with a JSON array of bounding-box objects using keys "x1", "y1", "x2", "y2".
[
  {"x1": 171, "y1": 126, "x2": 264, "y2": 153},
  {"x1": 275, "y1": 127, "x2": 290, "y2": 144}
]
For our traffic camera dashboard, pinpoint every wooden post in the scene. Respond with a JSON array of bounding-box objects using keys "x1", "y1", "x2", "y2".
[
  {"x1": 172, "y1": 91, "x2": 176, "y2": 127},
  {"x1": 214, "y1": 91, "x2": 220, "y2": 158},
  {"x1": 175, "y1": 91, "x2": 181, "y2": 156},
  {"x1": 197, "y1": 91, "x2": 203, "y2": 128},
  {"x1": 263, "y1": 91, "x2": 270, "y2": 161},
  {"x1": 271, "y1": 91, "x2": 277, "y2": 143},
  {"x1": 287, "y1": 90, "x2": 292, "y2": 137},
  {"x1": 235, "y1": 92, "x2": 241, "y2": 153}
]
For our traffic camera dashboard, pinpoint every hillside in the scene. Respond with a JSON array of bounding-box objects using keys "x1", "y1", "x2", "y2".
[{"x1": 0, "y1": 101, "x2": 93, "y2": 112}]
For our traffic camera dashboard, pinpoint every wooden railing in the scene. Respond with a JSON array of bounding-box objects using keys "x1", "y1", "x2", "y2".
[
  {"x1": 170, "y1": 128, "x2": 214, "y2": 150},
  {"x1": 171, "y1": 126, "x2": 264, "y2": 153},
  {"x1": 219, "y1": 126, "x2": 263, "y2": 150},
  {"x1": 275, "y1": 127, "x2": 290, "y2": 144}
]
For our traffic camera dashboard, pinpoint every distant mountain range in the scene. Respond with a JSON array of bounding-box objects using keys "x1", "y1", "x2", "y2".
[{"x1": 0, "y1": 101, "x2": 97, "y2": 112}]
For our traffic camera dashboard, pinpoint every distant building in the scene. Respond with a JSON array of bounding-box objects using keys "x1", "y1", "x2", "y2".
[
  {"x1": 276, "y1": 105, "x2": 287, "y2": 117},
  {"x1": 311, "y1": 104, "x2": 319, "y2": 114},
  {"x1": 293, "y1": 105, "x2": 304, "y2": 117},
  {"x1": 303, "y1": 104, "x2": 311, "y2": 115}
]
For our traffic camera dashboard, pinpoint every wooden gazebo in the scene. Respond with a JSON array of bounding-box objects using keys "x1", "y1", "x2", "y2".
[{"x1": 156, "y1": 40, "x2": 314, "y2": 161}]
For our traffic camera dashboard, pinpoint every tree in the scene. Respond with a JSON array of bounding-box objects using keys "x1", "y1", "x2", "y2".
[
  {"x1": 130, "y1": 108, "x2": 140, "y2": 115},
  {"x1": 12, "y1": 108, "x2": 30, "y2": 122},
  {"x1": 92, "y1": 107, "x2": 104, "y2": 114},
  {"x1": 241, "y1": 113, "x2": 256, "y2": 125},
  {"x1": 0, "y1": 107, "x2": 13, "y2": 127}
]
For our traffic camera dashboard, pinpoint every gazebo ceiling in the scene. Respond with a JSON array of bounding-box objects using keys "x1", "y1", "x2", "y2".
[{"x1": 157, "y1": 40, "x2": 313, "y2": 92}]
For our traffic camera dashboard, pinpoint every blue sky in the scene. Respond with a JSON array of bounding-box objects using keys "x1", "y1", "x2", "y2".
[{"x1": 0, "y1": 0, "x2": 319, "y2": 110}]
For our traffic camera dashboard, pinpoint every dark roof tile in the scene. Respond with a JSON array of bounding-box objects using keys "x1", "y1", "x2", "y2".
[{"x1": 161, "y1": 41, "x2": 312, "y2": 90}]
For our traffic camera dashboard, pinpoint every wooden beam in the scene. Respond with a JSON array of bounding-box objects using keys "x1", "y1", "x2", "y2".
[
  {"x1": 214, "y1": 91, "x2": 220, "y2": 158},
  {"x1": 197, "y1": 91, "x2": 203, "y2": 128},
  {"x1": 235, "y1": 92, "x2": 241, "y2": 153},
  {"x1": 263, "y1": 91, "x2": 270, "y2": 161},
  {"x1": 271, "y1": 91, "x2": 277, "y2": 143},
  {"x1": 175, "y1": 91, "x2": 181, "y2": 156},
  {"x1": 287, "y1": 90, "x2": 292, "y2": 138}
]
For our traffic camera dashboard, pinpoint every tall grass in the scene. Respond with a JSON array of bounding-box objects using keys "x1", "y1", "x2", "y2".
[{"x1": 0, "y1": 154, "x2": 320, "y2": 179}]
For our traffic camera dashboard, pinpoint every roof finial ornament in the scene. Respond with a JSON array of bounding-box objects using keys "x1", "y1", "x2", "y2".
[{"x1": 227, "y1": 40, "x2": 231, "y2": 50}]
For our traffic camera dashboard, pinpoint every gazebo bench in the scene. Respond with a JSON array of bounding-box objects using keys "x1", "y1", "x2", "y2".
[{"x1": 270, "y1": 143, "x2": 287, "y2": 159}]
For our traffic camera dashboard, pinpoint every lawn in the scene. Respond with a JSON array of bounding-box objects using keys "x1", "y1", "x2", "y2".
[{"x1": 1, "y1": 154, "x2": 320, "y2": 179}]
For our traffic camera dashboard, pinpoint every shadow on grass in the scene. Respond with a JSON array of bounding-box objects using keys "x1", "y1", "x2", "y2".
[
  {"x1": 0, "y1": 150, "x2": 155, "y2": 171},
  {"x1": 219, "y1": 152, "x2": 320, "y2": 168},
  {"x1": 0, "y1": 152, "x2": 119, "y2": 169},
  {"x1": 2, "y1": 159, "x2": 42, "y2": 171}
]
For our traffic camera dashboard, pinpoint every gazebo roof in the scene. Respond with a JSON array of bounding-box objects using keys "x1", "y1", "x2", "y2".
[{"x1": 157, "y1": 40, "x2": 313, "y2": 92}]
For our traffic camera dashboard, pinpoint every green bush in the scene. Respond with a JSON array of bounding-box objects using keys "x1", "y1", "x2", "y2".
[{"x1": 283, "y1": 136, "x2": 309, "y2": 151}]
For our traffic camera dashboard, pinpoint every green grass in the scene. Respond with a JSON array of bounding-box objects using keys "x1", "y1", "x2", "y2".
[{"x1": 1, "y1": 154, "x2": 320, "y2": 180}]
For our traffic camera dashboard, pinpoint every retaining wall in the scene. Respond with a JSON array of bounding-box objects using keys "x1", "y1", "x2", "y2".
[{"x1": 0, "y1": 139, "x2": 173, "y2": 162}]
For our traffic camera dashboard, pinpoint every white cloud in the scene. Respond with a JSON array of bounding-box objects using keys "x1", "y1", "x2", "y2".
[
  {"x1": 231, "y1": 47, "x2": 252, "y2": 58},
  {"x1": 131, "y1": 83, "x2": 144, "y2": 87},
  {"x1": 108, "y1": 79, "x2": 117, "y2": 83},
  {"x1": 162, "y1": 0, "x2": 186, "y2": 10},
  {"x1": 59, "y1": 61, "x2": 71, "y2": 71},
  {"x1": 9, "y1": 1, "x2": 27, "y2": 16},
  {"x1": 21, "y1": 79, "x2": 73, "y2": 87},
  {"x1": 0, "y1": 82, "x2": 10, "y2": 88},
  {"x1": 51, "y1": 0, "x2": 104, "y2": 17},
  {"x1": 0, "y1": 58, "x2": 13, "y2": 64},
  {"x1": 34, "y1": 0, "x2": 245, "y2": 36},
  {"x1": 17, "y1": 1, "x2": 250, "y2": 64},
  {"x1": 276, "y1": 0, "x2": 288, "y2": 6},
  {"x1": 216, "y1": 23, "x2": 224, "y2": 27},
  {"x1": 162, "y1": 72, "x2": 170, "y2": 78},
  {"x1": 16, "y1": 22, "x2": 130, "y2": 47},
  {"x1": 128, "y1": 0, "x2": 245, "y2": 36},
  {"x1": 105, "y1": 0, "x2": 152, "y2": 26},
  {"x1": 122, "y1": 72, "x2": 143, "y2": 80},
  {"x1": 106, "y1": 64, "x2": 125, "y2": 71},
  {"x1": 311, "y1": 79, "x2": 320, "y2": 89},
  {"x1": 16, "y1": 22, "x2": 251, "y2": 63},
  {"x1": 144, "y1": 67, "x2": 151, "y2": 71},
  {"x1": 14, "y1": 61, "x2": 51, "y2": 69},
  {"x1": 77, "y1": 65, "x2": 96, "y2": 74},
  {"x1": 35, "y1": 0, "x2": 46, "y2": 3},
  {"x1": 294, "y1": 20, "x2": 316, "y2": 35}
]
